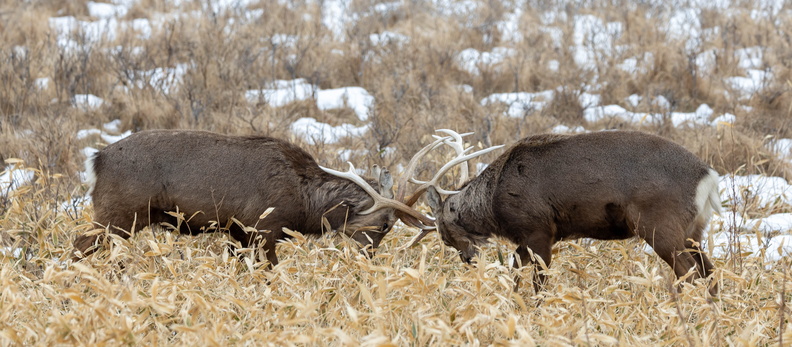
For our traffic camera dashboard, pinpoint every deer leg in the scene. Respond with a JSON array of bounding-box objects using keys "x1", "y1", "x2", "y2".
[
  {"x1": 685, "y1": 239, "x2": 717, "y2": 295},
  {"x1": 228, "y1": 227, "x2": 280, "y2": 268},
  {"x1": 72, "y1": 211, "x2": 139, "y2": 261},
  {"x1": 514, "y1": 235, "x2": 553, "y2": 294},
  {"x1": 685, "y1": 218, "x2": 718, "y2": 295},
  {"x1": 642, "y1": 229, "x2": 702, "y2": 292},
  {"x1": 513, "y1": 246, "x2": 525, "y2": 292},
  {"x1": 263, "y1": 241, "x2": 279, "y2": 268},
  {"x1": 72, "y1": 233, "x2": 101, "y2": 261}
]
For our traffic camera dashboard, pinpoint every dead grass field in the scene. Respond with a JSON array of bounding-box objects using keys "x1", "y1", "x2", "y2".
[{"x1": 1, "y1": 0, "x2": 792, "y2": 345}]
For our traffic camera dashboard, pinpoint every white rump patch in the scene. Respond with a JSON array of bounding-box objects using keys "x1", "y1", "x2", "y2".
[
  {"x1": 694, "y1": 169, "x2": 721, "y2": 224},
  {"x1": 84, "y1": 153, "x2": 98, "y2": 195}
]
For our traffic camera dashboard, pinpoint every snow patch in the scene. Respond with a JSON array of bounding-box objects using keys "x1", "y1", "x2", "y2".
[
  {"x1": 77, "y1": 129, "x2": 102, "y2": 140},
  {"x1": 87, "y1": 1, "x2": 128, "y2": 19},
  {"x1": 476, "y1": 162, "x2": 488, "y2": 175},
  {"x1": 370, "y1": 31, "x2": 409, "y2": 46},
  {"x1": 572, "y1": 15, "x2": 623, "y2": 70},
  {"x1": 103, "y1": 119, "x2": 123, "y2": 133},
  {"x1": 768, "y1": 138, "x2": 792, "y2": 159},
  {"x1": 246, "y1": 79, "x2": 315, "y2": 107},
  {"x1": 719, "y1": 174, "x2": 792, "y2": 210},
  {"x1": 247, "y1": 81, "x2": 374, "y2": 121},
  {"x1": 338, "y1": 149, "x2": 367, "y2": 162},
  {"x1": 101, "y1": 131, "x2": 132, "y2": 144},
  {"x1": 480, "y1": 90, "x2": 554, "y2": 118},
  {"x1": 547, "y1": 60, "x2": 560, "y2": 72},
  {"x1": 665, "y1": 8, "x2": 702, "y2": 52},
  {"x1": 35, "y1": 78, "x2": 50, "y2": 90},
  {"x1": 626, "y1": 94, "x2": 642, "y2": 108},
  {"x1": 316, "y1": 87, "x2": 374, "y2": 121},
  {"x1": 727, "y1": 69, "x2": 772, "y2": 95},
  {"x1": 73, "y1": 94, "x2": 105, "y2": 110},
  {"x1": 0, "y1": 247, "x2": 23, "y2": 258},
  {"x1": 456, "y1": 47, "x2": 516, "y2": 75},
  {"x1": 127, "y1": 63, "x2": 189, "y2": 93},
  {"x1": 497, "y1": 7, "x2": 523, "y2": 42},
  {"x1": 617, "y1": 53, "x2": 654, "y2": 74},
  {"x1": 1, "y1": 164, "x2": 34, "y2": 197},
  {"x1": 736, "y1": 47, "x2": 763, "y2": 69},
  {"x1": 711, "y1": 113, "x2": 736, "y2": 127},
  {"x1": 551, "y1": 124, "x2": 586, "y2": 134},
  {"x1": 290, "y1": 118, "x2": 368, "y2": 145},
  {"x1": 709, "y1": 216, "x2": 792, "y2": 264}
]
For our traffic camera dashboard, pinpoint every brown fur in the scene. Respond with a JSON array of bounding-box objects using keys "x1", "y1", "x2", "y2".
[
  {"x1": 426, "y1": 131, "x2": 721, "y2": 295},
  {"x1": 74, "y1": 130, "x2": 397, "y2": 266}
]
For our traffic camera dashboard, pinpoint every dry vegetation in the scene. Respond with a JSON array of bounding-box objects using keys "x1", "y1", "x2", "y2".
[{"x1": 1, "y1": 0, "x2": 791, "y2": 345}]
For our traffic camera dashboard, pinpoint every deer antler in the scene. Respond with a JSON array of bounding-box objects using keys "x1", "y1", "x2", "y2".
[
  {"x1": 432, "y1": 129, "x2": 474, "y2": 186},
  {"x1": 402, "y1": 136, "x2": 504, "y2": 206},
  {"x1": 319, "y1": 162, "x2": 436, "y2": 227},
  {"x1": 322, "y1": 130, "x2": 503, "y2": 236},
  {"x1": 394, "y1": 135, "x2": 451, "y2": 202},
  {"x1": 401, "y1": 130, "x2": 504, "y2": 247}
]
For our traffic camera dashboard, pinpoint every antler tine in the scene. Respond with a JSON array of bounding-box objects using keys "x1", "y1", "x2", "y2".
[
  {"x1": 320, "y1": 162, "x2": 379, "y2": 200},
  {"x1": 319, "y1": 162, "x2": 436, "y2": 226},
  {"x1": 394, "y1": 135, "x2": 450, "y2": 202},
  {"x1": 395, "y1": 211, "x2": 436, "y2": 230},
  {"x1": 433, "y1": 129, "x2": 474, "y2": 185},
  {"x1": 401, "y1": 144, "x2": 504, "y2": 207},
  {"x1": 405, "y1": 228, "x2": 436, "y2": 249},
  {"x1": 396, "y1": 129, "x2": 475, "y2": 205},
  {"x1": 396, "y1": 227, "x2": 437, "y2": 251},
  {"x1": 408, "y1": 144, "x2": 505, "y2": 196}
]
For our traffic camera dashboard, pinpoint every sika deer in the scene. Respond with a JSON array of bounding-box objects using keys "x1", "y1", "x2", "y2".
[
  {"x1": 74, "y1": 129, "x2": 438, "y2": 265},
  {"x1": 416, "y1": 131, "x2": 722, "y2": 295}
]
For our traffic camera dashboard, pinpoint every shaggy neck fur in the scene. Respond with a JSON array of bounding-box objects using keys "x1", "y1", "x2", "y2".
[
  {"x1": 303, "y1": 175, "x2": 372, "y2": 234},
  {"x1": 446, "y1": 163, "x2": 502, "y2": 243}
]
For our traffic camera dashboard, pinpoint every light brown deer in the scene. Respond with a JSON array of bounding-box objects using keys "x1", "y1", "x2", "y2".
[
  {"x1": 74, "y1": 129, "x2": 495, "y2": 266},
  {"x1": 412, "y1": 131, "x2": 722, "y2": 295}
]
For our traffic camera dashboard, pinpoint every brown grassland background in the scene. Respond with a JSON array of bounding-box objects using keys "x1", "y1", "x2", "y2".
[{"x1": 1, "y1": 0, "x2": 792, "y2": 345}]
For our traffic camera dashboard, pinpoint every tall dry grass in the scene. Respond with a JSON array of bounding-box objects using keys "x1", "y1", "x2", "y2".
[
  {"x1": 1, "y1": 167, "x2": 790, "y2": 345},
  {"x1": 1, "y1": 0, "x2": 791, "y2": 344}
]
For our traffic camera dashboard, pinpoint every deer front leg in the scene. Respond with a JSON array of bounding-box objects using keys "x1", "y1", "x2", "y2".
[
  {"x1": 228, "y1": 227, "x2": 280, "y2": 268},
  {"x1": 263, "y1": 240, "x2": 279, "y2": 268},
  {"x1": 514, "y1": 236, "x2": 553, "y2": 294}
]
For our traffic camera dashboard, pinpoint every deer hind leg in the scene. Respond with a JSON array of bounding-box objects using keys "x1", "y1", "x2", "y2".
[
  {"x1": 685, "y1": 235, "x2": 717, "y2": 295},
  {"x1": 639, "y1": 222, "x2": 707, "y2": 292},
  {"x1": 513, "y1": 233, "x2": 553, "y2": 294}
]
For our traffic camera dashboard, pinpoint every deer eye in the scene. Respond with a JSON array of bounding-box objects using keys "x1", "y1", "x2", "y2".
[{"x1": 382, "y1": 222, "x2": 389, "y2": 230}]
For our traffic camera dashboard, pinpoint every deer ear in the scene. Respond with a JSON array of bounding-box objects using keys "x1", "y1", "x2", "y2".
[
  {"x1": 425, "y1": 186, "x2": 443, "y2": 212},
  {"x1": 378, "y1": 168, "x2": 394, "y2": 199},
  {"x1": 371, "y1": 165, "x2": 382, "y2": 182}
]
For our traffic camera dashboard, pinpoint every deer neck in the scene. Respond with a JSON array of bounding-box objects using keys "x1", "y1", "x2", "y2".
[
  {"x1": 451, "y1": 174, "x2": 499, "y2": 237},
  {"x1": 303, "y1": 176, "x2": 367, "y2": 234}
]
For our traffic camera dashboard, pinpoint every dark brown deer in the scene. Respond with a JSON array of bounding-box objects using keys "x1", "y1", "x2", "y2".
[
  {"x1": 414, "y1": 131, "x2": 722, "y2": 295},
  {"x1": 73, "y1": 129, "x2": 472, "y2": 265}
]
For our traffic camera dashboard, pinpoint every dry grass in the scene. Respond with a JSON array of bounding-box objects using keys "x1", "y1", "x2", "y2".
[
  {"x1": 1, "y1": 0, "x2": 792, "y2": 345},
  {"x1": 1, "y1": 168, "x2": 790, "y2": 345}
]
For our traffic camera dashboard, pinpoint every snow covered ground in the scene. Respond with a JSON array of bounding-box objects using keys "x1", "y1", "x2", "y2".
[
  {"x1": 3, "y1": 0, "x2": 788, "y2": 264},
  {"x1": 709, "y1": 175, "x2": 792, "y2": 263},
  {"x1": 0, "y1": 162, "x2": 34, "y2": 198}
]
